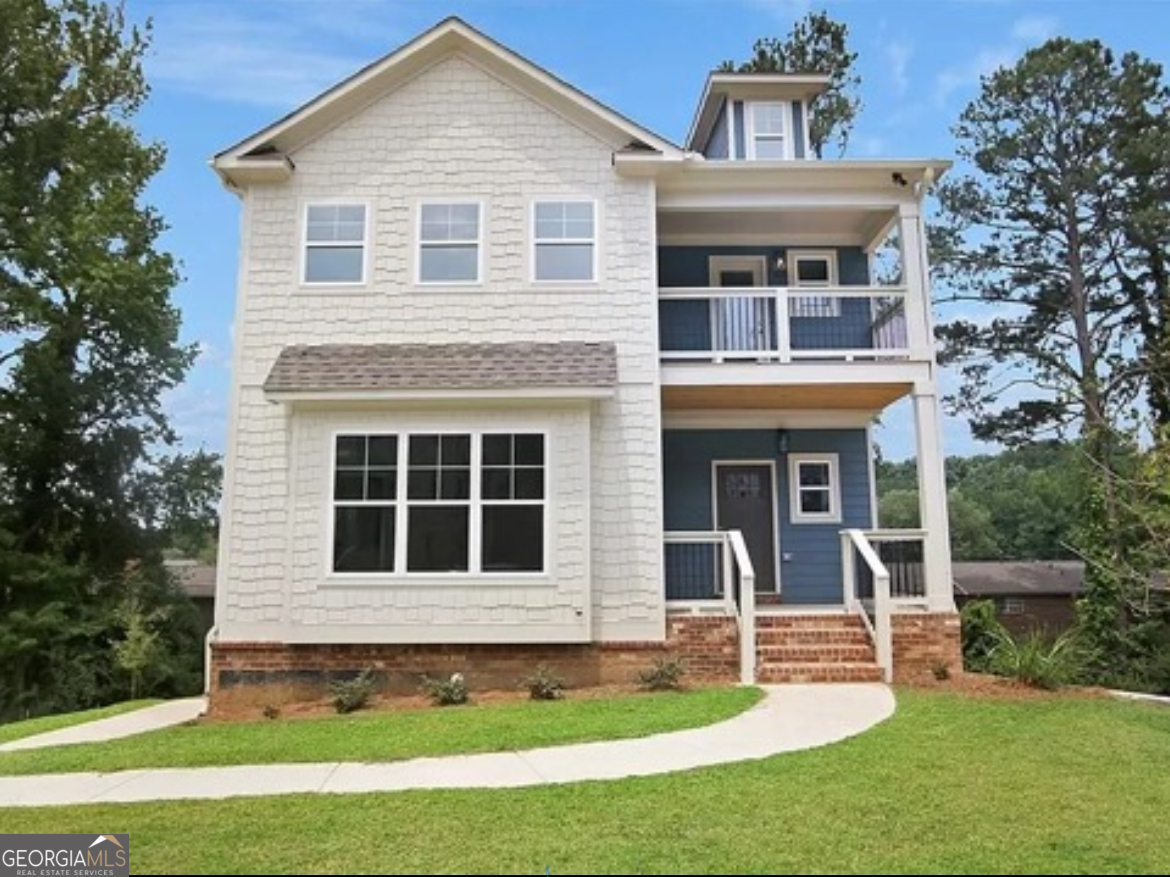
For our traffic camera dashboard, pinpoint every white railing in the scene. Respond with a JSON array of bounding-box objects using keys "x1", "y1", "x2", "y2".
[
  {"x1": 663, "y1": 529, "x2": 756, "y2": 685},
  {"x1": 658, "y1": 285, "x2": 921, "y2": 364},
  {"x1": 860, "y1": 529, "x2": 929, "y2": 606},
  {"x1": 841, "y1": 528, "x2": 893, "y2": 683}
]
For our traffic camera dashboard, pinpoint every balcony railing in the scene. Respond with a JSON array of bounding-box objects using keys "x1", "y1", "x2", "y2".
[{"x1": 658, "y1": 285, "x2": 916, "y2": 363}]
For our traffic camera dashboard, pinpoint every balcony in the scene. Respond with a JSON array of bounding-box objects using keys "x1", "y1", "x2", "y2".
[{"x1": 658, "y1": 285, "x2": 932, "y2": 411}]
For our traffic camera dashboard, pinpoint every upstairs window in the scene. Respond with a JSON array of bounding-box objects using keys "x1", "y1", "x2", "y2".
[
  {"x1": 418, "y1": 202, "x2": 481, "y2": 284},
  {"x1": 747, "y1": 102, "x2": 789, "y2": 160},
  {"x1": 789, "y1": 250, "x2": 841, "y2": 318},
  {"x1": 304, "y1": 203, "x2": 367, "y2": 284},
  {"x1": 533, "y1": 201, "x2": 596, "y2": 282}
]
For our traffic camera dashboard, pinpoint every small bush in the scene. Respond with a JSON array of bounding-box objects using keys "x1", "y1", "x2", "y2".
[
  {"x1": 638, "y1": 657, "x2": 686, "y2": 691},
  {"x1": 961, "y1": 598, "x2": 1005, "y2": 672},
  {"x1": 330, "y1": 669, "x2": 375, "y2": 714},
  {"x1": 522, "y1": 665, "x2": 566, "y2": 701},
  {"x1": 930, "y1": 661, "x2": 951, "y2": 681},
  {"x1": 422, "y1": 672, "x2": 469, "y2": 706},
  {"x1": 990, "y1": 628, "x2": 1084, "y2": 690},
  {"x1": 261, "y1": 703, "x2": 281, "y2": 720}
]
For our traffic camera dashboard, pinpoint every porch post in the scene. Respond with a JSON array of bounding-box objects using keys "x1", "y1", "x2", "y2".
[{"x1": 912, "y1": 385, "x2": 956, "y2": 612}]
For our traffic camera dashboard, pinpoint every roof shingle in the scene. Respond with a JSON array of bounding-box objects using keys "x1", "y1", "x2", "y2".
[{"x1": 263, "y1": 342, "x2": 618, "y2": 394}]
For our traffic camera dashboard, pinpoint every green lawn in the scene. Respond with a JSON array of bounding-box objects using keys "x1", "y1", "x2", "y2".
[
  {"x1": 2, "y1": 689, "x2": 1168, "y2": 874},
  {"x1": 0, "y1": 700, "x2": 159, "y2": 746},
  {"x1": 0, "y1": 687, "x2": 761, "y2": 775}
]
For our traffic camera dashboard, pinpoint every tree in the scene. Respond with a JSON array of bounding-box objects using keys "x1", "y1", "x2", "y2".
[
  {"x1": 878, "y1": 488, "x2": 999, "y2": 561},
  {"x1": 0, "y1": 1, "x2": 218, "y2": 716},
  {"x1": 934, "y1": 39, "x2": 1170, "y2": 449},
  {"x1": 718, "y1": 11, "x2": 861, "y2": 157}
]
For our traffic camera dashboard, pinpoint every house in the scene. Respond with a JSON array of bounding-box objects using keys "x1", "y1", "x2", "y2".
[
  {"x1": 164, "y1": 559, "x2": 216, "y2": 641},
  {"x1": 954, "y1": 561, "x2": 1084, "y2": 636},
  {"x1": 207, "y1": 17, "x2": 960, "y2": 696}
]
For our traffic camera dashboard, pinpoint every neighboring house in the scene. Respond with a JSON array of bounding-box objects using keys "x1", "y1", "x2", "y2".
[
  {"x1": 165, "y1": 559, "x2": 216, "y2": 640},
  {"x1": 954, "y1": 561, "x2": 1084, "y2": 636},
  {"x1": 207, "y1": 17, "x2": 959, "y2": 695}
]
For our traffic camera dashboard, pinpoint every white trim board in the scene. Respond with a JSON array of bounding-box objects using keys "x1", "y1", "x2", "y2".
[{"x1": 663, "y1": 411, "x2": 878, "y2": 430}]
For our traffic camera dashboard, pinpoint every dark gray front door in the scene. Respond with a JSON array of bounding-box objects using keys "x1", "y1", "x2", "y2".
[{"x1": 714, "y1": 464, "x2": 777, "y2": 593}]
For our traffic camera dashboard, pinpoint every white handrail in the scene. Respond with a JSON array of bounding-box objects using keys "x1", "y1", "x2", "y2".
[
  {"x1": 726, "y1": 530, "x2": 756, "y2": 686},
  {"x1": 658, "y1": 285, "x2": 909, "y2": 300},
  {"x1": 841, "y1": 528, "x2": 893, "y2": 683}
]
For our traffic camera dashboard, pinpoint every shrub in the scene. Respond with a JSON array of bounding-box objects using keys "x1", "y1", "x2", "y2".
[
  {"x1": 330, "y1": 669, "x2": 375, "y2": 714},
  {"x1": 421, "y1": 672, "x2": 469, "y2": 706},
  {"x1": 261, "y1": 704, "x2": 281, "y2": 720},
  {"x1": 637, "y1": 657, "x2": 686, "y2": 691},
  {"x1": 960, "y1": 598, "x2": 1005, "y2": 672},
  {"x1": 521, "y1": 665, "x2": 566, "y2": 701},
  {"x1": 930, "y1": 661, "x2": 951, "y2": 681},
  {"x1": 989, "y1": 628, "x2": 1085, "y2": 690}
]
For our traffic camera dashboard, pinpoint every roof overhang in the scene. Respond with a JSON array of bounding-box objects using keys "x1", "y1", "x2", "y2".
[
  {"x1": 686, "y1": 72, "x2": 832, "y2": 152},
  {"x1": 212, "y1": 17, "x2": 682, "y2": 189},
  {"x1": 265, "y1": 386, "x2": 614, "y2": 405}
]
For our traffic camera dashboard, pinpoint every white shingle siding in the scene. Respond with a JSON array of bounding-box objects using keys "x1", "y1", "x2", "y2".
[{"x1": 217, "y1": 54, "x2": 665, "y2": 644}]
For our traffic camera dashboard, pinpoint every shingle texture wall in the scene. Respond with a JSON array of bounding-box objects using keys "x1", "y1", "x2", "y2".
[{"x1": 217, "y1": 53, "x2": 664, "y2": 645}]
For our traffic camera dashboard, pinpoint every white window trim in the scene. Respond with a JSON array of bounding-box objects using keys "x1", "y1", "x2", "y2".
[
  {"x1": 788, "y1": 248, "x2": 841, "y2": 318},
  {"x1": 529, "y1": 198, "x2": 599, "y2": 285},
  {"x1": 1002, "y1": 597, "x2": 1026, "y2": 616},
  {"x1": 788, "y1": 452, "x2": 842, "y2": 524},
  {"x1": 299, "y1": 199, "x2": 371, "y2": 288},
  {"x1": 325, "y1": 428, "x2": 550, "y2": 581},
  {"x1": 415, "y1": 198, "x2": 485, "y2": 287},
  {"x1": 745, "y1": 100, "x2": 792, "y2": 161}
]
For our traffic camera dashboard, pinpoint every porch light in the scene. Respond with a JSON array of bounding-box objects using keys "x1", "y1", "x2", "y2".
[
  {"x1": 775, "y1": 429, "x2": 790, "y2": 454},
  {"x1": 773, "y1": 254, "x2": 786, "y2": 273}
]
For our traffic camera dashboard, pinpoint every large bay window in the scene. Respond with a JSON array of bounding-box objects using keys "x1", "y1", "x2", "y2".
[{"x1": 330, "y1": 431, "x2": 546, "y2": 575}]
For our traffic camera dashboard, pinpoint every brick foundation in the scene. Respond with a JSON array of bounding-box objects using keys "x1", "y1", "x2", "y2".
[
  {"x1": 891, "y1": 612, "x2": 963, "y2": 682},
  {"x1": 208, "y1": 614, "x2": 739, "y2": 704}
]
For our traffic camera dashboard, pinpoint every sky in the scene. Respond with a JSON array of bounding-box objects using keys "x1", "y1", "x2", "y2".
[{"x1": 126, "y1": 0, "x2": 1170, "y2": 460}]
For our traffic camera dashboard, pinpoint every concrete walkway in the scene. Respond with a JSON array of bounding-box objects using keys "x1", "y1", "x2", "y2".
[
  {"x1": 0, "y1": 684, "x2": 893, "y2": 808},
  {"x1": 0, "y1": 698, "x2": 206, "y2": 753}
]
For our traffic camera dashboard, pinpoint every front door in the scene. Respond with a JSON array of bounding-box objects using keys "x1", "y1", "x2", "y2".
[
  {"x1": 709, "y1": 256, "x2": 773, "y2": 353},
  {"x1": 714, "y1": 463, "x2": 777, "y2": 594}
]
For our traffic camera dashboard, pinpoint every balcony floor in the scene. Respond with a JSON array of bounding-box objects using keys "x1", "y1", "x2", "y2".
[{"x1": 661, "y1": 381, "x2": 912, "y2": 411}]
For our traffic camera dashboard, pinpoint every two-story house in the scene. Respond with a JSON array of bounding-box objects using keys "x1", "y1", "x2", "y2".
[{"x1": 208, "y1": 17, "x2": 960, "y2": 697}]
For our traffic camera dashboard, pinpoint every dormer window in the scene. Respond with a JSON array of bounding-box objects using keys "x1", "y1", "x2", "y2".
[{"x1": 747, "y1": 101, "x2": 790, "y2": 160}]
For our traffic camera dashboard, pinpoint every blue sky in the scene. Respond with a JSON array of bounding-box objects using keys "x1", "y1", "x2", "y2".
[{"x1": 129, "y1": 0, "x2": 1170, "y2": 460}]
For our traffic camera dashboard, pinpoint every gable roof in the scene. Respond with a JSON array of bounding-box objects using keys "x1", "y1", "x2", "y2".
[
  {"x1": 952, "y1": 561, "x2": 1084, "y2": 597},
  {"x1": 263, "y1": 342, "x2": 618, "y2": 399},
  {"x1": 686, "y1": 72, "x2": 832, "y2": 152},
  {"x1": 213, "y1": 17, "x2": 681, "y2": 187}
]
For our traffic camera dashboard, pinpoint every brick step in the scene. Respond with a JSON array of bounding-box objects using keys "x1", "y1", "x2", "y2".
[
  {"x1": 755, "y1": 615, "x2": 866, "y2": 630},
  {"x1": 757, "y1": 645, "x2": 876, "y2": 663},
  {"x1": 756, "y1": 630, "x2": 871, "y2": 646},
  {"x1": 757, "y1": 662, "x2": 884, "y2": 684}
]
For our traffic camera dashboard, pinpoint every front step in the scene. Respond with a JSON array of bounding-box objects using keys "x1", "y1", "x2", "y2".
[
  {"x1": 757, "y1": 662, "x2": 884, "y2": 683},
  {"x1": 754, "y1": 611, "x2": 882, "y2": 683}
]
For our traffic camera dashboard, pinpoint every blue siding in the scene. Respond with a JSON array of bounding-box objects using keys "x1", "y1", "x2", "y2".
[
  {"x1": 704, "y1": 99, "x2": 730, "y2": 159},
  {"x1": 792, "y1": 101, "x2": 807, "y2": 158},
  {"x1": 732, "y1": 101, "x2": 746, "y2": 160},
  {"x1": 658, "y1": 246, "x2": 872, "y2": 353},
  {"x1": 663, "y1": 429, "x2": 874, "y2": 604}
]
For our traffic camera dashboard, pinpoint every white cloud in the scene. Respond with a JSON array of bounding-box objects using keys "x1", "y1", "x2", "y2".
[
  {"x1": 146, "y1": 3, "x2": 407, "y2": 109},
  {"x1": 743, "y1": 0, "x2": 813, "y2": 20},
  {"x1": 883, "y1": 38, "x2": 913, "y2": 96},
  {"x1": 1010, "y1": 15, "x2": 1058, "y2": 44}
]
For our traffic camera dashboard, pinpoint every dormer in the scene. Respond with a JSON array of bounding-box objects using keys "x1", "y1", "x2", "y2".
[{"x1": 686, "y1": 73, "x2": 831, "y2": 161}]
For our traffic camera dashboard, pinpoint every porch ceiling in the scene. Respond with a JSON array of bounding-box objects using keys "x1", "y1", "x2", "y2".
[
  {"x1": 656, "y1": 206, "x2": 894, "y2": 249},
  {"x1": 661, "y1": 382, "x2": 912, "y2": 410}
]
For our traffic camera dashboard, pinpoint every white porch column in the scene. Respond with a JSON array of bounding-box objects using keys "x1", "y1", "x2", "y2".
[
  {"x1": 897, "y1": 200, "x2": 935, "y2": 360},
  {"x1": 913, "y1": 386, "x2": 955, "y2": 612}
]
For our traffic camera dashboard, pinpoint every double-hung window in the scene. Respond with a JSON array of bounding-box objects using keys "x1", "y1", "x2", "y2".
[
  {"x1": 788, "y1": 250, "x2": 840, "y2": 318},
  {"x1": 418, "y1": 202, "x2": 481, "y2": 283},
  {"x1": 303, "y1": 203, "x2": 367, "y2": 284},
  {"x1": 789, "y1": 453, "x2": 841, "y2": 524},
  {"x1": 748, "y1": 101, "x2": 789, "y2": 160},
  {"x1": 532, "y1": 200, "x2": 595, "y2": 282},
  {"x1": 329, "y1": 432, "x2": 546, "y2": 575}
]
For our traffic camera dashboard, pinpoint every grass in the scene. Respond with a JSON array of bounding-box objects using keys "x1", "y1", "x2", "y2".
[
  {"x1": 0, "y1": 687, "x2": 761, "y2": 775},
  {"x1": 2, "y1": 689, "x2": 1169, "y2": 874},
  {"x1": 0, "y1": 700, "x2": 159, "y2": 746}
]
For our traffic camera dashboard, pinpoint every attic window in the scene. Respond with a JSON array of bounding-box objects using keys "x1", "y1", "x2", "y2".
[{"x1": 747, "y1": 101, "x2": 789, "y2": 160}]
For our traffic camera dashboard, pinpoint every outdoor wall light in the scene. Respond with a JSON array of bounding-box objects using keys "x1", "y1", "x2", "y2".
[{"x1": 775, "y1": 429, "x2": 790, "y2": 454}]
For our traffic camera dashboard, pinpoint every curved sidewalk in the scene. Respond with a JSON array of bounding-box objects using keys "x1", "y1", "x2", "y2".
[
  {"x1": 0, "y1": 699, "x2": 206, "y2": 753},
  {"x1": 0, "y1": 684, "x2": 894, "y2": 808}
]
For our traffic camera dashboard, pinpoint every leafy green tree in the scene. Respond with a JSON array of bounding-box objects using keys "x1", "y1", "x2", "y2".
[
  {"x1": 0, "y1": 0, "x2": 217, "y2": 716},
  {"x1": 879, "y1": 488, "x2": 999, "y2": 561},
  {"x1": 718, "y1": 11, "x2": 861, "y2": 157}
]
